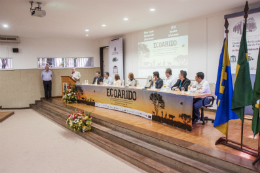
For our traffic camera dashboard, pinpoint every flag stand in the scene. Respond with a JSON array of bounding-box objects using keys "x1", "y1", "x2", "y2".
[
  {"x1": 252, "y1": 133, "x2": 260, "y2": 165},
  {"x1": 215, "y1": 1, "x2": 260, "y2": 159}
]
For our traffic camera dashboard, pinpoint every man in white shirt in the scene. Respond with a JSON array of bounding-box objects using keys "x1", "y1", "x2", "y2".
[
  {"x1": 165, "y1": 68, "x2": 177, "y2": 89},
  {"x1": 102, "y1": 72, "x2": 113, "y2": 85},
  {"x1": 41, "y1": 66, "x2": 53, "y2": 99},
  {"x1": 191, "y1": 72, "x2": 211, "y2": 124},
  {"x1": 71, "y1": 68, "x2": 81, "y2": 84}
]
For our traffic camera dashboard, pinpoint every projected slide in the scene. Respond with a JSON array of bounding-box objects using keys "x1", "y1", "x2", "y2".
[{"x1": 137, "y1": 23, "x2": 188, "y2": 78}]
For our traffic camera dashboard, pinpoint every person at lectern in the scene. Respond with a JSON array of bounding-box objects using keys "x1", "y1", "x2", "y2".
[
  {"x1": 151, "y1": 71, "x2": 163, "y2": 89},
  {"x1": 92, "y1": 71, "x2": 103, "y2": 84},
  {"x1": 127, "y1": 72, "x2": 136, "y2": 86},
  {"x1": 171, "y1": 70, "x2": 191, "y2": 91},
  {"x1": 191, "y1": 72, "x2": 211, "y2": 124},
  {"x1": 165, "y1": 68, "x2": 177, "y2": 89},
  {"x1": 102, "y1": 72, "x2": 113, "y2": 85},
  {"x1": 71, "y1": 68, "x2": 81, "y2": 84},
  {"x1": 113, "y1": 74, "x2": 121, "y2": 86},
  {"x1": 41, "y1": 66, "x2": 52, "y2": 99}
]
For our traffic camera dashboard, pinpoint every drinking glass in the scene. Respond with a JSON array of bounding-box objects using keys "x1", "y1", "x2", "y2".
[{"x1": 181, "y1": 87, "x2": 185, "y2": 94}]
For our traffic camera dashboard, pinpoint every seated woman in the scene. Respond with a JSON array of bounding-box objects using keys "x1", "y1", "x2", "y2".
[
  {"x1": 113, "y1": 74, "x2": 121, "y2": 86},
  {"x1": 127, "y1": 72, "x2": 136, "y2": 86}
]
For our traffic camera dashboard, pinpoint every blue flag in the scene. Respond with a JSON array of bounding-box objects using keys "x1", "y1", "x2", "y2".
[{"x1": 214, "y1": 38, "x2": 238, "y2": 135}]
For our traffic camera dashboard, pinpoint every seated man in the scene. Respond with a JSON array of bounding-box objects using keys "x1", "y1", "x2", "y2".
[
  {"x1": 151, "y1": 71, "x2": 163, "y2": 89},
  {"x1": 165, "y1": 68, "x2": 177, "y2": 89},
  {"x1": 102, "y1": 72, "x2": 113, "y2": 85},
  {"x1": 191, "y1": 72, "x2": 211, "y2": 124},
  {"x1": 92, "y1": 71, "x2": 103, "y2": 84},
  {"x1": 171, "y1": 70, "x2": 191, "y2": 91}
]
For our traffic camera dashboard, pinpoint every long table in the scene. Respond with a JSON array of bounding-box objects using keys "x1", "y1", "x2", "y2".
[{"x1": 76, "y1": 84, "x2": 211, "y2": 131}]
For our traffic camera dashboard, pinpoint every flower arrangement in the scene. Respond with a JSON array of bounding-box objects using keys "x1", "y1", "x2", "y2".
[
  {"x1": 66, "y1": 110, "x2": 92, "y2": 132},
  {"x1": 63, "y1": 85, "x2": 77, "y2": 104}
]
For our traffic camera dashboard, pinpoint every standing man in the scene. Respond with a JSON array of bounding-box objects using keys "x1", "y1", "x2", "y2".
[
  {"x1": 41, "y1": 66, "x2": 52, "y2": 99},
  {"x1": 172, "y1": 70, "x2": 191, "y2": 91},
  {"x1": 165, "y1": 68, "x2": 177, "y2": 89},
  {"x1": 71, "y1": 68, "x2": 81, "y2": 84},
  {"x1": 151, "y1": 71, "x2": 163, "y2": 89},
  {"x1": 102, "y1": 72, "x2": 113, "y2": 85},
  {"x1": 92, "y1": 71, "x2": 103, "y2": 84},
  {"x1": 191, "y1": 72, "x2": 211, "y2": 124}
]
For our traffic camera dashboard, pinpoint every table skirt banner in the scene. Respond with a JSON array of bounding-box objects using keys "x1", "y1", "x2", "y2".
[{"x1": 76, "y1": 85, "x2": 193, "y2": 131}]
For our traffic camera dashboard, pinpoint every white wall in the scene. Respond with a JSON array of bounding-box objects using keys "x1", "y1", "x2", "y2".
[
  {"x1": 0, "y1": 38, "x2": 100, "y2": 69},
  {"x1": 97, "y1": 4, "x2": 260, "y2": 87}
]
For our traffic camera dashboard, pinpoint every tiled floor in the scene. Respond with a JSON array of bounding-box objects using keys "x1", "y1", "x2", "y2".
[{"x1": 54, "y1": 98, "x2": 259, "y2": 161}]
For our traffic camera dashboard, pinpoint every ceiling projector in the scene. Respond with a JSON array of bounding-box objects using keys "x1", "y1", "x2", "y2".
[{"x1": 29, "y1": 1, "x2": 46, "y2": 17}]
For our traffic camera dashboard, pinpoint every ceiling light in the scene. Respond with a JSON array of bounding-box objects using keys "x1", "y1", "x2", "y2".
[
  {"x1": 3, "y1": 24, "x2": 8, "y2": 28},
  {"x1": 124, "y1": 18, "x2": 128, "y2": 21},
  {"x1": 102, "y1": 24, "x2": 106, "y2": 27},
  {"x1": 85, "y1": 29, "x2": 89, "y2": 31},
  {"x1": 86, "y1": 34, "x2": 89, "y2": 36},
  {"x1": 150, "y1": 9, "x2": 155, "y2": 11}
]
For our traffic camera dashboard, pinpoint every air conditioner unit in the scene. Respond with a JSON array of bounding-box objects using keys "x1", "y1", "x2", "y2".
[{"x1": 0, "y1": 35, "x2": 20, "y2": 43}]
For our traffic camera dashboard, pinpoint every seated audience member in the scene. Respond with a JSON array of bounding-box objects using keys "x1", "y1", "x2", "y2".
[
  {"x1": 171, "y1": 70, "x2": 191, "y2": 91},
  {"x1": 191, "y1": 72, "x2": 211, "y2": 124},
  {"x1": 165, "y1": 68, "x2": 177, "y2": 89},
  {"x1": 113, "y1": 74, "x2": 121, "y2": 86},
  {"x1": 92, "y1": 71, "x2": 103, "y2": 84},
  {"x1": 128, "y1": 72, "x2": 136, "y2": 86},
  {"x1": 102, "y1": 72, "x2": 113, "y2": 85},
  {"x1": 151, "y1": 71, "x2": 163, "y2": 89}
]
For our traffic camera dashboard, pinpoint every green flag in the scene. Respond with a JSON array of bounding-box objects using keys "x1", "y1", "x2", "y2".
[
  {"x1": 231, "y1": 24, "x2": 254, "y2": 122},
  {"x1": 252, "y1": 48, "x2": 260, "y2": 136}
]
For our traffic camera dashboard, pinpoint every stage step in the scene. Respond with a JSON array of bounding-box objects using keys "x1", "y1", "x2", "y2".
[
  {"x1": 32, "y1": 104, "x2": 180, "y2": 173},
  {"x1": 30, "y1": 99, "x2": 259, "y2": 173}
]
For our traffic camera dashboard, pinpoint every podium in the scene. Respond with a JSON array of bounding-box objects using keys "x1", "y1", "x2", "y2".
[{"x1": 61, "y1": 76, "x2": 76, "y2": 97}]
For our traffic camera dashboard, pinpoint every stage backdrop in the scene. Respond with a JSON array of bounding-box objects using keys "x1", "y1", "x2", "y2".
[
  {"x1": 109, "y1": 38, "x2": 124, "y2": 80},
  {"x1": 225, "y1": 7, "x2": 260, "y2": 75},
  {"x1": 76, "y1": 85, "x2": 193, "y2": 131},
  {"x1": 225, "y1": 7, "x2": 260, "y2": 115}
]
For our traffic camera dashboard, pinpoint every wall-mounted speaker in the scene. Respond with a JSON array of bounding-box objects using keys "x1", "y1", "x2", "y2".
[{"x1": 13, "y1": 48, "x2": 19, "y2": 53}]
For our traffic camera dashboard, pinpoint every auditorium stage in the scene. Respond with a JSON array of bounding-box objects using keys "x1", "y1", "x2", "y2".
[{"x1": 51, "y1": 98, "x2": 259, "y2": 161}]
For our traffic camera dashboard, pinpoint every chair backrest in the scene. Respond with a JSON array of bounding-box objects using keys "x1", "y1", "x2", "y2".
[
  {"x1": 209, "y1": 83, "x2": 216, "y2": 98},
  {"x1": 134, "y1": 80, "x2": 137, "y2": 86}
]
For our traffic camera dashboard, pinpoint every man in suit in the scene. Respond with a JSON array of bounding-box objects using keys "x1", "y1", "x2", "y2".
[
  {"x1": 92, "y1": 71, "x2": 103, "y2": 84},
  {"x1": 172, "y1": 70, "x2": 191, "y2": 91},
  {"x1": 71, "y1": 68, "x2": 81, "y2": 84},
  {"x1": 151, "y1": 71, "x2": 163, "y2": 89}
]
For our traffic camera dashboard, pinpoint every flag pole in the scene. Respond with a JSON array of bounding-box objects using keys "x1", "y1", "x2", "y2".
[
  {"x1": 240, "y1": 0, "x2": 249, "y2": 150},
  {"x1": 224, "y1": 18, "x2": 229, "y2": 142}
]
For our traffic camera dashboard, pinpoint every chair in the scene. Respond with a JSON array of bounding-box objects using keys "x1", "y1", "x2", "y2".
[
  {"x1": 120, "y1": 79, "x2": 124, "y2": 86},
  {"x1": 200, "y1": 83, "x2": 216, "y2": 125}
]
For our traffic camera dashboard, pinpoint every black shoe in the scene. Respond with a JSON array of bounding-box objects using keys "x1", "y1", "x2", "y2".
[{"x1": 192, "y1": 118, "x2": 198, "y2": 124}]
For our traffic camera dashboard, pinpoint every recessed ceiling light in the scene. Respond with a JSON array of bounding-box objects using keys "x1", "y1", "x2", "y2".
[
  {"x1": 85, "y1": 29, "x2": 89, "y2": 31},
  {"x1": 102, "y1": 24, "x2": 106, "y2": 27},
  {"x1": 124, "y1": 18, "x2": 128, "y2": 21},
  {"x1": 150, "y1": 9, "x2": 155, "y2": 11},
  {"x1": 3, "y1": 24, "x2": 8, "y2": 28},
  {"x1": 86, "y1": 34, "x2": 89, "y2": 36}
]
